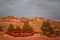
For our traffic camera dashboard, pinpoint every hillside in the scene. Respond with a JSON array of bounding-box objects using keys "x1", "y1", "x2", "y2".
[
  {"x1": 0, "y1": 16, "x2": 60, "y2": 40},
  {"x1": 0, "y1": 16, "x2": 60, "y2": 32}
]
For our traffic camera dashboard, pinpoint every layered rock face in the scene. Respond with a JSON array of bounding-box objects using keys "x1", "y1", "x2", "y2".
[{"x1": 0, "y1": 16, "x2": 60, "y2": 32}]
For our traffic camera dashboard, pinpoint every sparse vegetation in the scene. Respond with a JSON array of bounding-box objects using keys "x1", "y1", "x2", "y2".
[
  {"x1": 15, "y1": 25, "x2": 21, "y2": 30},
  {"x1": 40, "y1": 22, "x2": 54, "y2": 36},
  {"x1": 23, "y1": 21, "x2": 33, "y2": 31},
  {"x1": 7, "y1": 24, "x2": 14, "y2": 32},
  {"x1": 6, "y1": 24, "x2": 35, "y2": 37}
]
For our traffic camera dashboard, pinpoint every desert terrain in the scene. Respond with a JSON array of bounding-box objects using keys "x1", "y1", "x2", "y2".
[
  {"x1": 0, "y1": 16, "x2": 60, "y2": 40},
  {"x1": 0, "y1": 34, "x2": 60, "y2": 40}
]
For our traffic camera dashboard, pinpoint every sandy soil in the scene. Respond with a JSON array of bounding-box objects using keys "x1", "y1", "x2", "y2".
[{"x1": 0, "y1": 34, "x2": 60, "y2": 40}]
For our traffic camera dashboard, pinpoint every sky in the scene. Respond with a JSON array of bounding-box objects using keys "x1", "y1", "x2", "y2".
[{"x1": 0, "y1": 0, "x2": 60, "y2": 20}]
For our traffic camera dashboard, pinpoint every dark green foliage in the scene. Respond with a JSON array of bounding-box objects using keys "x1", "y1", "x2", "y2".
[
  {"x1": 0, "y1": 26, "x2": 3, "y2": 32},
  {"x1": 13, "y1": 25, "x2": 21, "y2": 32},
  {"x1": 7, "y1": 24, "x2": 14, "y2": 32},
  {"x1": 23, "y1": 21, "x2": 33, "y2": 31},
  {"x1": 40, "y1": 22, "x2": 54, "y2": 36},
  {"x1": 16, "y1": 25, "x2": 21, "y2": 30}
]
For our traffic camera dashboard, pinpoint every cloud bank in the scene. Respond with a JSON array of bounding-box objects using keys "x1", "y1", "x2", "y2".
[{"x1": 0, "y1": 0, "x2": 60, "y2": 20}]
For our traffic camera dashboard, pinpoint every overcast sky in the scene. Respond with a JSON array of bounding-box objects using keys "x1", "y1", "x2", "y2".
[{"x1": 0, "y1": 0, "x2": 60, "y2": 20}]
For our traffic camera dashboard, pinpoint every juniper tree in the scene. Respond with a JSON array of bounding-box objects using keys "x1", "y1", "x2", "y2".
[
  {"x1": 23, "y1": 21, "x2": 33, "y2": 31},
  {"x1": 40, "y1": 22, "x2": 54, "y2": 36},
  {"x1": 13, "y1": 25, "x2": 21, "y2": 33},
  {"x1": 16, "y1": 25, "x2": 21, "y2": 30},
  {"x1": 7, "y1": 24, "x2": 14, "y2": 32}
]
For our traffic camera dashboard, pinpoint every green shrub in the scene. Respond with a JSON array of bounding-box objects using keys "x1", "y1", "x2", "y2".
[
  {"x1": 40, "y1": 22, "x2": 54, "y2": 36},
  {"x1": 16, "y1": 25, "x2": 21, "y2": 30},
  {"x1": 23, "y1": 21, "x2": 33, "y2": 31},
  {"x1": 7, "y1": 24, "x2": 14, "y2": 32}
]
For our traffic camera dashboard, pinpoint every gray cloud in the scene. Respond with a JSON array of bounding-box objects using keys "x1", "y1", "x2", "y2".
[{"x1": 0, "y1": 0, "x2": 60, "y2": 20}]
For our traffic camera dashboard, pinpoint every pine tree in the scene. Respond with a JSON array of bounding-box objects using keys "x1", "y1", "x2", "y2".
[
  {"x1": 40, "y1": 22, "x2": 54, "y2": 36},
  {"x1": 23, "y1": 21, "x2": 33, "y2": 31}
]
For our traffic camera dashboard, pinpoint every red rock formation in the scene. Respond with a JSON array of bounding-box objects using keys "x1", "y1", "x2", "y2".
[{"x1": 0, "y1": 16, "x2": 60, "y2": 32}]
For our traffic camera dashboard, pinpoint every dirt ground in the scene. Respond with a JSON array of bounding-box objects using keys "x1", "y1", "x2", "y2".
[{"x1": 0, "y1": 34, "x2": 60, "y2": 40}]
